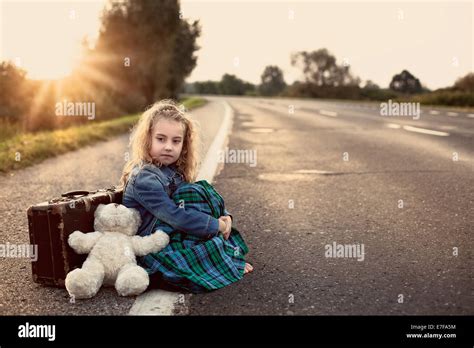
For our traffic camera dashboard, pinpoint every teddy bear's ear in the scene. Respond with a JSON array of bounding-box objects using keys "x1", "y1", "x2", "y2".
[
  {"x1": 94, "y1": 204, "x2": 105, "y2": 217},
  {"x1": 129, "y1": 208, "x2": 142, "y2": 229}
]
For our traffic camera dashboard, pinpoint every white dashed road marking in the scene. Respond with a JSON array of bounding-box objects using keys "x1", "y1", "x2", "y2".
[
  {"x1": 402, "y1": 125, "x2": 449, "y2": 137},
  {"x1": 319, "y1": 110, "x2": 338, "y2": 117},
  {"x1": 386, "y1": 123, "x2": 402, "y2": 129},
  {"x1": 294, "y1": 169, "x2": 336, "y2": 174}
]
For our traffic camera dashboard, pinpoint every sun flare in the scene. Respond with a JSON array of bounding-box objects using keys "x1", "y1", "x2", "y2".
[{"x1": 0, "y1": 1, "x2": 105, "y2": 80}]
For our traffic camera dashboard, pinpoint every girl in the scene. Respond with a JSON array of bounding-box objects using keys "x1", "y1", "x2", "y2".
[{"x1": 118, "y1": 99, "x2": 253, "y2": 293}]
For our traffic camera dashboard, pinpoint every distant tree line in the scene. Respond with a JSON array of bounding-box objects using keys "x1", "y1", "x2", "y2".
[{"x1": 186, "y1": 48, "x2": 473, "y2": 106}]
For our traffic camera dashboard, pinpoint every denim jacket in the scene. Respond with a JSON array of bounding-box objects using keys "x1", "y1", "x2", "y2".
[{"x1": 122, "y1": 162, "x2": 230, "y2": 239}]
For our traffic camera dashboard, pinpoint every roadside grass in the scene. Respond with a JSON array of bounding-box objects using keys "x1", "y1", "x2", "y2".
[{"x1": 0, "y1": 97, "x2": 207, "y2": 173}]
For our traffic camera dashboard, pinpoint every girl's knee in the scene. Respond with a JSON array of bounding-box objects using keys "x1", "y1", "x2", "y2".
[{"x1": 173, "y1": 182, "x2": 204, "y2": 197}]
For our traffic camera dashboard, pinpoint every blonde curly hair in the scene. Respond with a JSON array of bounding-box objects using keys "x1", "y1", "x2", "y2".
[{"x1": 117, "y1": 99, "x2": 201, "y2": 189}]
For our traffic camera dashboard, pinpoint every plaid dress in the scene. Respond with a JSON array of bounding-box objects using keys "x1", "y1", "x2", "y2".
[{"x1": 138, "y1": 180, "x2": 249, "y2": 293}]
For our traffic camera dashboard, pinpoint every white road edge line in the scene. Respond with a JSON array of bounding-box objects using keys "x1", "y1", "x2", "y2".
[
  {"x1": 447, "y1": 112, "x2": 458, "y2": 117},
  {"x1": 319, "y1": 110, "x2": 338, "y2": 117},
  {"x1": 467, "y1": 114, "x2": 474, "y2": 118},
  {"x1": 128, "y1": 99, "x2": 234, "y2": 315},
  {"x1": 402, "y1": 125, "x2": 449, "y2": 137},
  {"x1": 196, "y1": 100, "x2": 234, "y2": 182}
]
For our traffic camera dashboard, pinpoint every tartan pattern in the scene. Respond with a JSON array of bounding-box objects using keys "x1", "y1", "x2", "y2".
[{"x1": 139, "y1": 180, "x2": 249, "y2": 293}]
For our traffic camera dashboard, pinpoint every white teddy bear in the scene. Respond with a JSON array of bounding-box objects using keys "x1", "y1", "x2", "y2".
[{"x1": 65, "y1": 203, "x2": 169, "y2": 299}]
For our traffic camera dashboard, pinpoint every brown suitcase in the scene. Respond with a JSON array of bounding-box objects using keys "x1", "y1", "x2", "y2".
[{"x1": 27, "y1": 187, "x2": 123, "y2": 287}]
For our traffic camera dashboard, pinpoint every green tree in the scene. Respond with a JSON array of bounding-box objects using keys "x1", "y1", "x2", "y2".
[
  {"x1": 166, "y1": 19, "x2": 201, "y2": 99},
  {"x1": 96, "y1": 0, "x2": 178, "y2": 106},
  {"x1": 453, "y1": 72, "x2": 474, "y2": 92},
  {"x1": 363, "y1": 80, "x2": 380, "y2": 90},
  {"x1": 82, "y1": 0, "x2": 200, "y2": 108},
  {"x1": 259, "y1": 65, "x2": 286, "y2": 96},
  {"x1": 389, "y1": 70, "x2": 422, "y2": 94},
  {"x1": 291, "y1": 49, "x2": 359, "y2": 87},
  {"x1": 191, "y1": 75, "x2": 255, "y2": 95},
  {"x1": 193, "y1": 80, "x2": 220, "y2": 94},
  {"x1": 219, "y1": 74, "x2": 247, "y2": 95},
  {"x1": 0, "y1": 61, "x2": 30, "y2": 120}
]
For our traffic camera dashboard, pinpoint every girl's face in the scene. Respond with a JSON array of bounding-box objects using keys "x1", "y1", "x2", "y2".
[{"x1": 150, "y1": 119, "x2": 185, "y2": 166}]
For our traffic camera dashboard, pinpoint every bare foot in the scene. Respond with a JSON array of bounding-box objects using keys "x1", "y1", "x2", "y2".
[{"x1": 244, "y1": 263, "x2": 254, "y2": 275}]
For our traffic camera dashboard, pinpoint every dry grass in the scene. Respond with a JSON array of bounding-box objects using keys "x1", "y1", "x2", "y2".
[{"x1": 0, "y1": 97, "x2": 207, "y2": 173}]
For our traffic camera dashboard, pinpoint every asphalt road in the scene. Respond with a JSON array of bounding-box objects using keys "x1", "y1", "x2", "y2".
[
  {"x1": 0, "y1": 96, "x2": 472, "y2": 315},
  {"x1": 0, "y1": 100, "x2": 225, "y2": 315},
  {"x1": 188, "y1": 96, "x2": 473, "y2": 315}
]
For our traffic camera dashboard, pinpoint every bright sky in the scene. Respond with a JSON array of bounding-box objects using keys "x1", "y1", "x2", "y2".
[
  {"x1": 0, "y1": 0, "x2": 472, "y2": 89},
  {"x1": 181, "y1": 0, "x2": 473, "y2": 89},
  {"x1": 0, "y1": 0, "x2": 104, "y2": 79}
]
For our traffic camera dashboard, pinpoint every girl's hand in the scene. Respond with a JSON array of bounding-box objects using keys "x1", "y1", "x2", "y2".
[{"x1": 218, "y1": 216, "x2": 232, "y2": 240}]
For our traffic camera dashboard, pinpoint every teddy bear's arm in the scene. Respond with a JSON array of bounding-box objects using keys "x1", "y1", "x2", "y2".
[
  {"x1": 132, "y1": 230, "x2": 170, "y2": 256},
  {"x1": 68, "y1": 231, "x2": 103, "y2": 254}
]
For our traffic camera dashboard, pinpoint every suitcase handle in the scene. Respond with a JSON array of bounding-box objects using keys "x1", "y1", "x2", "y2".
[{"x1": 61, "y1": 190, "x2": 91, "y2": 197}]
